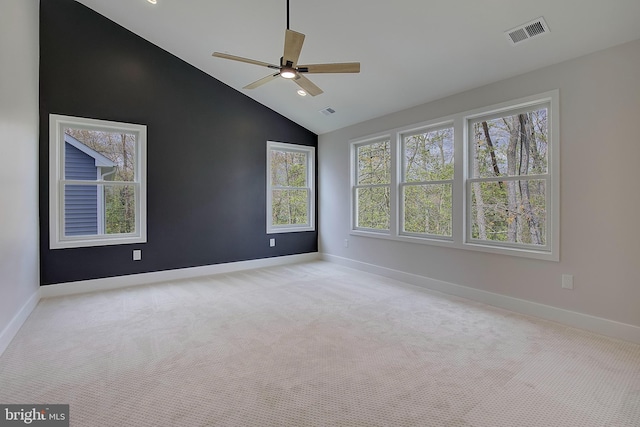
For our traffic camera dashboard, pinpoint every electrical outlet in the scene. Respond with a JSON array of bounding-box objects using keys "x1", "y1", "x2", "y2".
[
  {"x1": 561, "y1": 274, "x2": 573, "y2": 290},
  {"x1": 269, "y1": 238, "x2": 276, "y2": 247},
  {"x1": 133, "y1": 249, "x2": 142, "y2": 261},
  {"x1": 343, "y1": 239, "x2": 349, "y2": 248}
]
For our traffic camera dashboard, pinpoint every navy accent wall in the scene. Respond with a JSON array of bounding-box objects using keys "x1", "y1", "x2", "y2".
[{"x1": 39, "y1": 0, "x2": 318, "y2": 285}]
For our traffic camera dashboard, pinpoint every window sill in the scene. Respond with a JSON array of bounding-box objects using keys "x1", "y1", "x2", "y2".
[
  {"x1": 267, "y1": 226, "x2": 315, "y2": 234},
  {"x1": 350, "y1": 229, "x2": 558, "y2": 261},
  {"x1": 51, "y1": 235, "x2": 146, "y2": 250}
]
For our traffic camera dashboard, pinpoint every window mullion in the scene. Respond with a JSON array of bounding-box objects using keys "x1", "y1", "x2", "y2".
[
  {"x1": 400, "y1": 179, "x2": 454, "y2": 186},
  {"x1": 467, "y1": 174, "x2": 548, "y2": 184},
  {"x1": 272, "y1": 185, "x2": 309, "y2": 190},
  {"x1": 61, "y1": 179, "x2": 135, "y2": 186},
  {"x1": 354, "y1": 183, "x2": 391, "y2": 189},
  {"x1": 389, "y1": 133, "x2": 399, "y2": 237}
]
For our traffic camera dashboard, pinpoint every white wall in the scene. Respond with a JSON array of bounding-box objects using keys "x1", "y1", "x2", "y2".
[
  {"x1": 0, "y1": 0, "x2": 40, "y2": 354},
  {"x1": 319, "y1": 39, "x2": 640, "y2": 335}
]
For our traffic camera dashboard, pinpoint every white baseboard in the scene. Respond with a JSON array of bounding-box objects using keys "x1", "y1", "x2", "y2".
[
  {"x1": 0, "y1": 291, "x2": 40, "y2": 356},
  {"x1": 322, "y1": 253, "x2": 640, "y2": 345},
  {"x1": 41, "y1": 253, "x2": 320, "y2": 298}
]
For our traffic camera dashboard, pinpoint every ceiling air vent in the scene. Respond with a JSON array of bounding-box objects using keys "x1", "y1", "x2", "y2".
[
  {"x1": 319, "y1": 107, "x2": 336, "y2": 116},
  {"x1": 505, "y1": 17, "x2": 549, "y2": 45}
]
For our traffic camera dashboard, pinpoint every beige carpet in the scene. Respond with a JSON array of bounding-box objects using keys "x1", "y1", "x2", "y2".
[{"x1": 0, "y1": 261, "x2": 638, "y2": 426}]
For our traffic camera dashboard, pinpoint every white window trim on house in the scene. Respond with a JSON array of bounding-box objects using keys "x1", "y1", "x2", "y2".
[
  {"x1": 266, "y1": 141, "x2": 316, "y2": 234},
  {"x1": 49, "y1": 114, "x2": 147, "y2": 249},
  {"x1": 349, "y1": 90, "x2": 559, "y2": 261}
]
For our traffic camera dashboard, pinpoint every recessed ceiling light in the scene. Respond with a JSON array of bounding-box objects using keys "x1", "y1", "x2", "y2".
[
  {"x1": 147, "y1": 0, "x2": 157, "y2": 4},
  {"x1": 297, "y1": 90, "x2": 307, "y2": 97}
]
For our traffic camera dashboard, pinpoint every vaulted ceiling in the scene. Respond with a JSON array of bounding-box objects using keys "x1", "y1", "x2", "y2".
[{"x1": 75, "y1": 0, "x2": 640, "y2": 134}]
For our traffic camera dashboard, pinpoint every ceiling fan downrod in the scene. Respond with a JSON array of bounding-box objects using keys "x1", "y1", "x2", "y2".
[{"x1": 286, "y1": 0, "x2": 290, "y2": 30}]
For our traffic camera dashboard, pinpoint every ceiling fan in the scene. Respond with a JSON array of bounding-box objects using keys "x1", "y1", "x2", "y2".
[{"x1": 212, "y1": 0, "x2": 360, "y2": 96}]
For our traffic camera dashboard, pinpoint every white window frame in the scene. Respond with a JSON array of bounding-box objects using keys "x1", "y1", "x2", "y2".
[
  {"x1": 349, "y1": 90, "x2": 559, "y2": 261},
  {"x1": 464, "y1": 99, "x2": 555, "y2": 254},
  {"x1": 399, "y1": 122, "x2": 455, "y2": 241},
  {"x1": 266, "y1": 141, "x2": 315, "y2": 234},
  {"x1": 49, "y1": 114, "x2": 147, "y2": 249},
  {"x1": 351, "y1": 136, "x2": 393, "y2": 234}
]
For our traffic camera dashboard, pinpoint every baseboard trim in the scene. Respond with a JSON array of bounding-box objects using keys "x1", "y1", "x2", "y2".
[
  {"x1": 322, "y1": 253, "x2": 640, "y2": 344},
  {"x1": 41, "y1": 253, "x2": 320, "y2": 298},
  {"x1": 0, "y1": 291, "x2": 40, "y2": 356}
]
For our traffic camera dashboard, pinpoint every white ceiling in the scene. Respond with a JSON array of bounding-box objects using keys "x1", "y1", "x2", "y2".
[{"x1": 74, "y1": 0, "x2": 640, "y2": 135}]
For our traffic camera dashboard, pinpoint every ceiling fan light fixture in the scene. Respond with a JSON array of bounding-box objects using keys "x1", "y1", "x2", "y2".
[
  {"x1": 212, "y1": 1, "x2": 360, "y2": 95},
  {"x1": 280, "y1": 67, "x2": 297, "y2": 79},
  {"x1": 297, "y1": 89, "x2": 307, "y2": 96}
]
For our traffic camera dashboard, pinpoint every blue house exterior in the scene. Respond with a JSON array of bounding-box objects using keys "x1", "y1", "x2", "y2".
[{"x1": 64, "y1": 134, "x2": 115, "y2": 236}]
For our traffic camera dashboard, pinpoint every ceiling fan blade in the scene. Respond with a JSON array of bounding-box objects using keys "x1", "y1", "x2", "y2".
[
  {"x1": 297, "y1": 62, "x2": 361, "y2": 74},
  {"x1": 283, "y1": 29, "x2": 305, "y2": 66},
  {"x1": 293, "y1": 74, "x2": 323, "y2": 96},
  {"x1": 244, "y1": 73, "x2": 280, "y2": 90},
  {"x1": 213, "y1": 52, "x2": 279, "y2": 69}
]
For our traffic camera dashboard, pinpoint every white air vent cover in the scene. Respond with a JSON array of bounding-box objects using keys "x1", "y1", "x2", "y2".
[
  {"x1": 319, "y1": 107, "x2": 336, "y2": 116},
  {"x1": 505, "y1": 17, "x2": 549, "y2": 45}
]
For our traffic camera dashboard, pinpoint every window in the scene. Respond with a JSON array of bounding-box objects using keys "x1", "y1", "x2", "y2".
[
  {"x1": 49, "y1": 114, "x2": 147, "y2": 249},
  {"x1": 349, "y1": 91, "x2": 559, "y2": 260},
  {"x1": 401, "y1": 125, "x2": 454, "y2": 238},
  {"x1": 353, "y1": 138, "x2": 391, "y2": 232},
  {"x1": 467, "y1": 103, "x2": 550, "y2": 250},
  {"x1": 267, "y1": 141, "x2": 315, "y2": 233}
]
